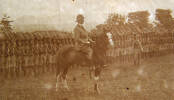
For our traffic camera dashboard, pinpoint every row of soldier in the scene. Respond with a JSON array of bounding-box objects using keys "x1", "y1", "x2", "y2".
[
  {"x1": 0, "y1": 32, "x2": 173, "y2": 57},
  {"x1": 113, "y1": 32, "x2": 174, "y2": 48},
  {"x1": 0, "y1": 37, "x2": 75, "y2": 57},
  {"x1": 108, "y1": 32, "x2": 174, "y2": 64},
  {"x1": 0, "y1": 32, "x2": 75, "y2": 77},
  {"x1": 0, "y1": 31, "x2": 173, "y2": 71},
  {"x1": 112, "y1": 32, "x2": 174, "y2": 49}
]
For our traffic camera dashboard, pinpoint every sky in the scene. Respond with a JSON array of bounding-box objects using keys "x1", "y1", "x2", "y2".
[{"x1": 0, "y1": 0, "x2": 174, "y2": 31}]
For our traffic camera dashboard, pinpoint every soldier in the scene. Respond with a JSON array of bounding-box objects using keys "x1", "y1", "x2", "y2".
[
  {"x1": 0, "y1": 39, "x2": 6, "y2": 57},
  {"x1": 38, "y1": 38, "x2": 43, "y2": 55},
  {"x1": 73, "y1": 14, "x2": 94, "y2": 60},
  {"x1": 32, "y1": 38, "x2": 37, "y2": 55},
  {"x1": 133, "y1": 33, "x2": 144, "y2": 66},
  {"x1": 52, "y1": 38, "x2": 57, "y2": 54},
  {"x1": 0, "y1": 42, "x2": 3, "y2": 57},
  {"x1": 4, "y1": 40, "x2": 9, "y2": 57}
]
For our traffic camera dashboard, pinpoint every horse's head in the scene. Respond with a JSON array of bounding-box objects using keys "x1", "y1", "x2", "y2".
[{"x1": 92, "y1": 25, "x2": 114, "y2": 55}]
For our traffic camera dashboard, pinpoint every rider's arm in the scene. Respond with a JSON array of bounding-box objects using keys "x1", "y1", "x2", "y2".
[{"x1": 88, "y1": 37, "x2": 95, "y2": 43}]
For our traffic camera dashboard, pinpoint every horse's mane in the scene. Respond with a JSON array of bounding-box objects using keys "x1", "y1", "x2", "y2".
[{"x1": 56, "y1": 45, "x2": 74, "y2": 61}]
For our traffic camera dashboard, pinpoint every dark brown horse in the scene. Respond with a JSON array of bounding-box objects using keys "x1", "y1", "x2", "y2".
[{"x1": 55, "y1": 28, "x2": 114, "y2": 93}]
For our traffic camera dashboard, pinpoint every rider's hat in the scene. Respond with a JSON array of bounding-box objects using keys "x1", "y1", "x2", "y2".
[{"x1": 76, "y1": 14, "x2": 84, "y2": 22}]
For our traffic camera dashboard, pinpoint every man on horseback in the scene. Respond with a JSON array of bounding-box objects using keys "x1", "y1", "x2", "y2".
[
  {"x1": 55, "y1": 15, "x2": 114, "y2": 93},
  {"x1": 73, "y1": 14, "x2": 94, "y2": 60}
]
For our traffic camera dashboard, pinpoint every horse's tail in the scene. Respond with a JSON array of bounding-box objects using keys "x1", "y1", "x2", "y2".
[{"x1": 55, "y1": 48, "x2": 64, "y2": 77}]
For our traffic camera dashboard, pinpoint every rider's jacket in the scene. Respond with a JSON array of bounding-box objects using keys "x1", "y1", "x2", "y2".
[
  {"x1": 73, "y1": 24, "x2": 93, "y2": 59},
  {"x1": 73, "y1": 24, "x2": 89, "y2": 45}
]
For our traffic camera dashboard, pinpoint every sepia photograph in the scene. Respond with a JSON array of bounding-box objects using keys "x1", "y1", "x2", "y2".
[{"x1": 0, "y1": 0, "x2": 174, "y2": 100}]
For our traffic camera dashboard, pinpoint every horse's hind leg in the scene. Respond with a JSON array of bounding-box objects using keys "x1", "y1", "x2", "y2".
[
  {"x1": 55, "y1": 68, "x2": 62, "y2": 91},
  {"x1": 62, "y1": 67, "x2": 69, "y2": 90}
]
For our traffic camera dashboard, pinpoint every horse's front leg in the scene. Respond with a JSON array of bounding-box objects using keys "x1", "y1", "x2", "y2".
[
  {"x1": 55, "y1": 68, "x2": 62, "y2": 91},
  {"x1": 56, "y1": 73, "x2": 61, "y2": 91},
  {"x1": 89, "y1": 66, "x2": 95, "y2": 79},
  {"x1": 94, "y1": 67, "x2": 102, "y2": 94}
]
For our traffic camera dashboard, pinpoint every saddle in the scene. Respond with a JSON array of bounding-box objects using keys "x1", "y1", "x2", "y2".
[{"x1": 74, "y1": 44, "x2": 89, "y2": 54}]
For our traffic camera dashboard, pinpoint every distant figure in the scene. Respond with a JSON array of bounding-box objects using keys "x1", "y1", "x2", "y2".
[
  {"x1": 73, "y1": 14, "x2": 94, "y2": 60},
  {"x1": 133, "y1": 33, "x2": 143, "y2": 66}
]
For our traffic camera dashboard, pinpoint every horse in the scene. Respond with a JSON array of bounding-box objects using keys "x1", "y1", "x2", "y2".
[{"x1": 55, "y1": 28, "x2": 114, "y2": 94}]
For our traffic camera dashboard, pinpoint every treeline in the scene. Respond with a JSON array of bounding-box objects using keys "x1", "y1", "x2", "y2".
[{"x1": 91, "y1": 9, "x2": 174, "y2": 35}]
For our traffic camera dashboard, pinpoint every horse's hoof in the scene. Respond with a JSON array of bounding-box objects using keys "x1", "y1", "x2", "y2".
[
  {"x1": 94, "y1": 89, "x2": 101, "y2": 94},
  {"x1": 63, "y1": 87, "x2": 70, "y2": 92},
  {"x1": 94, "y1": 84, "x2": 101, "y2": 94},
  {"x1": 73, "y1": 77, "x2": 76, "y2": 81},
  {"x1": 96, "y1": 89, "x2": 101, "y2": 94},
  {"x1": 56, "y1": 88, "x2": 58, "y2": 92},
  {"x1": 65, "y1": 87, "x2": 70, "y2": 91},
  {"x1": 63, "y1": 85, "x2": 70, "y2": 91}
]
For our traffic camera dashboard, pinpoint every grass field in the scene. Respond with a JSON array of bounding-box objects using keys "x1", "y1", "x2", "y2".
[{"x1": 0, "y1": 54, "x2": 174, "y2": 100}]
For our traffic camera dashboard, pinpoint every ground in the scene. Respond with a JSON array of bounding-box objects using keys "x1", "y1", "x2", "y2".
[{"x1": 0, "y1": 54, "x2": 174, "y2": 100}]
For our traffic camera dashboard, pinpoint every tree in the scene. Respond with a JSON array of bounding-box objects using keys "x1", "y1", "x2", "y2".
[
  {"x1": 0, "y1": 14, "x2": 13, "y2": 33},
  {"x1": 105, "y1": 13, "x2": 127, "y2": 36},
  {"x1": 106, "y1": 13, "x2": 126, "y2": 25},
  {"x1": 155, "y1": 9, "x2": 174, "y2": 32},
  {"x1": 128, "y1": 11, "x2": 152, "y2": 32}
]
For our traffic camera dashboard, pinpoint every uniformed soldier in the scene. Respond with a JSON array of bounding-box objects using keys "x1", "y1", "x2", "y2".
[
  {"x1": 73, "y1": 14, "x2": 94, "y2": 60},
  {"x1": 4, "y1": 40, "x2": 10, "y2": 57},
  {"x1": 133, "y1": 33, "x2": 144, "y2": 66}
]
